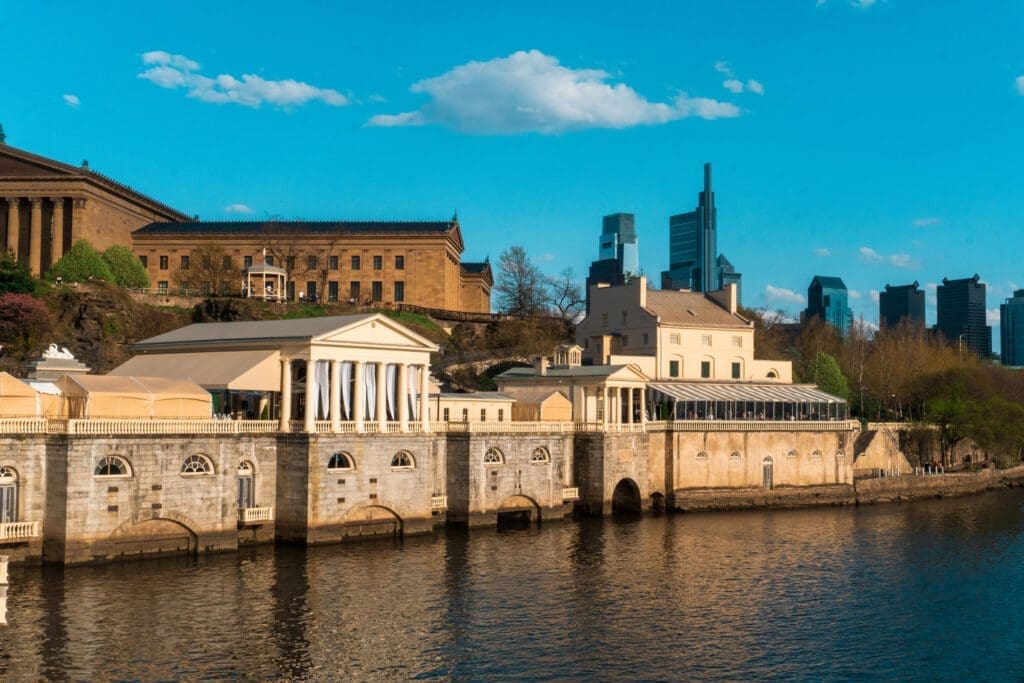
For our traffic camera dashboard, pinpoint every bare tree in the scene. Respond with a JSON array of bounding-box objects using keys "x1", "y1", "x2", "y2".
[
  {"x1": 546, "y1": 267, "x2": 584, "y2": 321},
  {"x1": 171, "y1": 243, "x2": 237, "y2": 296},
  {"x1": 494, "y1": 245, "x2": 547, "y2": 316}
]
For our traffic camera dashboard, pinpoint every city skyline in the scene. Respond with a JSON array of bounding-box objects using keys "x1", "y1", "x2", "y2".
[{"x1": 3, "y1": 1, "x2": 1023, "y2": 348}]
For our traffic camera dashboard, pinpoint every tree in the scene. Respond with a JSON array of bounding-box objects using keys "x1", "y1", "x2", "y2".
[
  {"x1": 102, "y1": 245, "x2": 150, "y2": 288},
  {"x1": 0, "y1": 250, "x2": 35, "y2": 295},
  {"x1": 47, "y1": 240, "x2": 114, "y2": 283},
  {"x1": 804, "y1": 351, "x2": 850, "y2": 401},
  {"x1": 495, "y1": 245, "x2": 547, "y2": 316},
  {"x1": 546, "y1": 267, "x2": 584, "y2": 321},
  {"x1": 171, "y1": 243, "x2": 237, "y2": 296},
  {"x1": 0, "y1": 292, "x2": 50, "y2": 353}
]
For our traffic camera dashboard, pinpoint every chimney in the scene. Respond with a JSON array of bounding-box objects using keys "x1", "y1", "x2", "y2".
[{"x1": 535, "y1": 356, "x2": 548, "y2": 376}]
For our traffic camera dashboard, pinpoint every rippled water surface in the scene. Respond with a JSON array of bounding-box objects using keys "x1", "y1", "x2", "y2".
[{"x1": 3, "y1": 491, "x2": 1024, "y2": 680}]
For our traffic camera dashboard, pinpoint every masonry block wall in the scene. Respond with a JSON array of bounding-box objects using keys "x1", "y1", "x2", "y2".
[
  {"x1": 573, "y1": 432, "x2": 654, "y2": 515},
  {"x1": 0, "y1": 436, "x2": 47, "y2": 562}
]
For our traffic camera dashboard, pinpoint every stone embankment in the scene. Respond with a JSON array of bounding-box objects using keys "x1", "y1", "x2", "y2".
[{"x1": 672, "y1": 465, "x2": 1024, "y2": 512}]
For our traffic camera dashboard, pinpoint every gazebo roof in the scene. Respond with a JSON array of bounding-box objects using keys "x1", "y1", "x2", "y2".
[{"x1": 244, "y1": 261, "x2": 287, "y2": 276}]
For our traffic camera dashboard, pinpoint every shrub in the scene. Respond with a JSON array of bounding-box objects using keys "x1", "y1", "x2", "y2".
[
  {"x1": 47, "y1": 240, "x2": 114, "y2": 283},
  {"x1": 0, "y1": 250, "x2": 36, "y2": 295},
  {"x1": 0, "y1": 292, "x2": 51, "y2": 351},
  {"x1": 102, "y1": 245, "x2": 150, "y2": 288}
]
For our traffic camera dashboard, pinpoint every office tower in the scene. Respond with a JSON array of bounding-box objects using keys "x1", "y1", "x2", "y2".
[
  {"x1": 879, "y1": 281, "x2": 926, "y2": 329},
  {"x1": 598, "y1": 213, "x2": 639, "y2": 277},
  {"x1": 804, "y1": 275, "x2": 853, "y2": 336},
  {"x1": 716, "y1": 254, "x2": 742, "y2": 307},
  {"x1": 662, "y1": 163, "x2": 716, "y2": 292},
  {"x1": 935, "y1": 274, "x2": 991, "y2": 357},
  {"x1": 1001, "y1": 290, "x2": 1024, "y2": 366}
]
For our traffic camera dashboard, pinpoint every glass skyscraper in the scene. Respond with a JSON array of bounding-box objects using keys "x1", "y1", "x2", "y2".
[
  {"x1": 598, "y1": 213, "x2": 639, "y2": 277},
  {"x1": 935, "y1": 274, "x2": 991, "y2": 358},
  {"x1": 1000, "y1": 290, "x2": 1024, "y2": 366},
  {"x1": 879, "y1": 281, "x2": 926, "y2": 329},
  {"x1": 804, "y1": 275, "x2": 853, "y2": 336}
]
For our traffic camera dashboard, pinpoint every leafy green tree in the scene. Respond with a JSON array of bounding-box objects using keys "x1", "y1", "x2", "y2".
[
  {"x1": 804, "y1": 351, "x2": 850, "y2": 401},
  {"x1": 0, "y1": 250, "x2": 36, "y2": 295},
  {"x1": 101, "y1": 245, "x2": 150, "y2": 288},
  {"x1": 47, "y1": 240, "x2": 114, "y2": 284}
]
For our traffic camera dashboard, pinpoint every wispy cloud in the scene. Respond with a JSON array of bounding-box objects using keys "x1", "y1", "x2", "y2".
[
  {"x1": 869, "y1": 289, "x2": 880, "y2": 303},
  {"x1": 859, "y1": 245, "x2": 918, "y2": 269},
  {"x1": 1016, "y1": 76, "x2": 1024, "y2": 95},
  {"x1": 714, "y1": 62, "x2": 764, "y2": 95},
  {"x1": 62, "y1": 94, "x2": 80, "y2": 108},
  {"x1": 817, "y1": 0, "x2": 877, "y2": 7},
  {"x1": 138, "y1": 51, "x2": 348, "y2": 108},
  {"x1": 913, "y1": 217, "x2": 942, "y2": 227},
  {"x1": 987, "y1": 308, "x2": 1001, "y2": 325},
  {"x1": 849, "y1": 290, "x2": 862, "y2": 300},
  {"x1": 764, "y1": 284, "x2": 806, "y2": 306},
  {"x1": 813, "y1": 247, "x2": 831, "y2": 257},
  {"x1": 224, "y1": 203, "x2": 254, "y2": 214},
  {"x1": 368, "y1": 50, "x2": 739, "y2": 134}
]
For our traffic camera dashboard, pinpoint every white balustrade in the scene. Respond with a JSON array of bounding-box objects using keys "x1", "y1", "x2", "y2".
[
  {"x1": 430, "y1": 495, "x2": 448, "y2": 510},
  {"x1": 562, "y1": 487, "x2": 580, "y2": 501},
  {"x1": 0, "y1": 521, "x2": 40, "y2": 540},
  {"x1": 239, "y1": 507, "x2": 274, "y2": 524}
]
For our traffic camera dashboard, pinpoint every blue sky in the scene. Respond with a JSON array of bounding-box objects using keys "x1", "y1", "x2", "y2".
[{"x1": 3, "y1": 1, "x2": 1024, "y2": 344}]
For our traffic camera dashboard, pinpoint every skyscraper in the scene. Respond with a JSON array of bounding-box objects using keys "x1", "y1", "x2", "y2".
[
  {"x1": 879, "y1": 281, "x2": 926, "y2": 329},
  {"x1": 935, "y1": 274, "x2": 991, "y2": 357},
  {"x1": 598, "y1": 213, "x2": 639, "y2": 277},
  {"x1": 1000, "y1": 290, "x2": 1024, "y2": 366},
  {"x1": 804, "y1": 275, "x2": 853, "y2": 336}
]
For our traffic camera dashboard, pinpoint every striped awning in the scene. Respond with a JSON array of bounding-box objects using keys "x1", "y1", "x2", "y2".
[{"x1": 649, "y1": 382, "x2": 845, "y2": 404}]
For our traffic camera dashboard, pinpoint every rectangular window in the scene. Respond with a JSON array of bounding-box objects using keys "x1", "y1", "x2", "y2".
[
  {"x1": 351, "y1": 255, "x2": 361, "y2": 270},
  {"x1": 601, "y1": 313, "x2": 608, "y2": 327},
  {"x1": 328, "y1": 281, "x2": 339, "y2": 302},
  {"x1": 243, "y1": 255, "x2": 253, "y2": 268},
  {"x1": 329, "y1": 255, "x2": 339, "y2": 270},
  {"x1": 622, "y1": 335, "x2": 629, "y2": 347},
  {"x1": 395, "y1": 255, "x2": 405, "y2": 270},
  {"x1": 394, "y1": 281, "x2": 405, "y2": 302},
  {"x1": 287, "y1": 281, "x2": 295, "y2": 300},
  {"x1": 498, "y1": 409, "x2": 504, "y2": 422},
  {"x1": 669, "y1": 333, "x2": 681, "y2": 345},
  {"x1": 266, "y1": 255, "x2": 274, "y2": 266},
  {"x1": 732, "y1": 336, "x2": 743, "y2": 348},
  {"x1": 732, "y1": 362, "x2": 741, "y2": 379},
  {"x1": 669, "y1": 360, "x2": 680, "y2": 378},
  {"x1": 306, "y1": 255, "x2": 317, "y2": 270},
  {"x1": 373, "y1": 255, "x2": 383, "y2": 270},
  {"x1": 306, "y1": 281, "x2": 316, "y2": 300},
  {"x1": 180, "y1": 255, "x2": 190, "y2": 270},
  {"x1": 621, "y1": 311, "x2": 628, "y2": 324},
  {"x1": 159, "y1": 255, "x2": 168, "y2": 270},
  {"x1": 286, "y1": 256, "x2": 296, "y2": 271},
  {"x1": 462, "y1": 408, "x2": 469, "y2": 422},
  {"x1": 443, "y1": 408, "x2": 450, "y2": 422},
  {"x1": 701, "y1": 361, "x2": 711, "y2": 378},
  {"x1": 372, "y1": 281, "x2": 382, "y2": 302},
  {"x1": 480, "y1": 408, "x2": 487, "y2": 422},
  {"x1": 138, "y1": 255, "x2": 148, "y2": 268},
  {"x1": 157, "y1": 280, "x2": 168, "y2": 293},
  {"x1": 701, "y1": 334, "x2": 712, "y2": 346},
  {"x1": 643, "y1": 333, "x2": 649, "y2": 345},
  {"x1": 350, "y1": 281, "x2": 360, "y2": 301},
  {"x1": 222, "y1": 255, "x2": 232, "y2": 269}
]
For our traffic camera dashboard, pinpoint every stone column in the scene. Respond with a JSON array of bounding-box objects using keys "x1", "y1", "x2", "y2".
[
  {"x1": 353, "y1": 360, "x2": 365, "y2": 433},
  {"x1": 602, "y1": 386, "x2": 609, "y2": 426},
  {"x1": 330, "y1": 360, "x2": 342, "y2": 433},
  {"x1": 376, "y1": 362, "x2": 387, "y2": 431},
  {"x1": 50, "y1": 198, "x2": 65, "y2": 264},
  {"x1": 70, "y1": 198, "x2": 86, "y2": 246},
  {"x1": 303, "y1": 360, "x2": 317, "y2": 433},
  {"x1": 28, "y1": 198, "x2": 42, "y2": 276},
  {"x1": 640, "y1": 387, "x2": 647, "y2": 424},
  {"x1": 278, "y1": 358, "x2": 292, "y2": 431},
  {"x1": 627, "y1": 388, "x2": 635, "y2": 424},
  {"x1": 419, "y1": 364, "x2": 430, "y2": 432},
  {"x1": 5, "y1": 198, "x2": 18, "y2": 259},
  {"x1": 398, "y1": 363, "x2": 409, "y2": 432}
]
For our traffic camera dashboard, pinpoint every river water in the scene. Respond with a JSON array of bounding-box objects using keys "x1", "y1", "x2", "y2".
[{"x1": 3, "y1": 490, "x2": 1024, "y2": 681}]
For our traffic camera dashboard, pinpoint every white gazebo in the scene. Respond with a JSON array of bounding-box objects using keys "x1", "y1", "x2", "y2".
[{"x1": 243, "y1": 261, "x2": 287, "y2": 301}]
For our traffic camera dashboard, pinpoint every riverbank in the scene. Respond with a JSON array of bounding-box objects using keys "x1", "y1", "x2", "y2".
[{"x1": 671, "y1": 464, "x2": 1024, "y2": 512}]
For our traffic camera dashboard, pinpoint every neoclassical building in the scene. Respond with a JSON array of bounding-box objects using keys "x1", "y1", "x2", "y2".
[{"x1": 0, "y1": 143, "x2": 189, "y2": 275}]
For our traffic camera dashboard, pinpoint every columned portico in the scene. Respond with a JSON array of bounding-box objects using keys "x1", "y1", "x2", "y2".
[
  {"x1": 330, "y1": 360, "x2": 342, "y2": 432},
  {"x1": 28, "y1": 198, "x2": 42, "y2": 275},
  {"x1": 353, "y1": 360, "x2": 365, "y2": 432},
  {"x1": 51, "y1": 197, "x2": 65, "y2": 265},
  {"x1": 398, "y1": 363, "x2": 409, "y2": 432},
  {"x1": 5, "y1": 198, "x2": 18, "y2": 257},
  {"x1": 375, "y1": 362, "x2": 387, "y2": 430},
  {"x1": 303, "y1": 359, "x2": 317, "y2": 433}
]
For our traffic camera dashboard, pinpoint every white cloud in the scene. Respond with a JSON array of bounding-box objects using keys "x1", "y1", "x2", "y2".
[
  {"x1": 540, "y1": 252, "x2": 556, "y2": 262},
  {"x1": 859, "y1": 245, "x2": 918, "y2": 269},
  {"x1": 722, "y1": 79, "x2": 745, "y2": 94},
  {"x1": 913, "y1": 217, "x2": 942, "y2": 227},
  {"x1": 1016, "y1": 76, "x2": 1024, "y2": 95},
  {"x1": 62, "y1": 94, "x2": 80, "y2": 108},
  {"x1": 818, "y1": 0, "x2": 877, "y2": 7},
  {"x1": 714, "y1": 61, "x2": 733, "y2": 75},
  {"x1": 746, "y1": 79, "x2": 765, "y2": 95},
  {"x1": 987, "y1": 308, "x2": 1001, "y2": 325},
  {"x1": 849, "y1": 289, "x2": 862, "y2": 300},
  {"x1": 813, "y1": 247, "x2": 831, "y2": 257},
  {"x1": 139, "y1": 51, "x2": 348, "y2": 108},
  {"x1": 368, "y1": 50, "x2": 739, "y2": 134},
  {"x1": 764, "y1": 285, "x2": 806, "y2": 306},
  {"x1": 859, "y1": 246, "x2": 883, "y2": 264},
  {"x1": 869, "y1": 289, "x2": 880, "y2": 303},
  {"x1": 367, "y1": 93, "x2": 388, "y2": 103},
  {"x1": 888, "y1": 253, "x2": 916, "y2": 269},
  {"x1": 224, "y1": 203, "x2": 254, "y2": 214}
]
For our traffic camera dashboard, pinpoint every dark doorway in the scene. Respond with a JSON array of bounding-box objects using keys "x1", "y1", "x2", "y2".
[
  {"x1": 611, "y1": 479, "x2": 642, "y2": 515},
  {"x1": 497, "y1": 510, "x2": 533, "y2": 531}
]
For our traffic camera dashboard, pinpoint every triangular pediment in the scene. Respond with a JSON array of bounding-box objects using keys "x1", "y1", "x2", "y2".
[
  {"x1": 0, "y1": 146, "x2": 80, "y2": 178},
  {"x1": 314, "y1": 314, "x2": 439, "y2": 351}
]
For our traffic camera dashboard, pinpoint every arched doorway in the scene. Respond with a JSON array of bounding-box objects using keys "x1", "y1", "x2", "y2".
[
  {"x1": 497, "y1": 494, "x2": 540, "y2": 531},
  {"x1": 611, "y1": 479, "x2": 642, "y2": 515},
  {"x1": 109, "y1": 518, "x2": 199, "y2": 558},
  {"x1": 342, "y1": 505, "x2": 403, "y2": 538},
  {"x1": 762, "y1": 457, "x2": 774, "y2": 490},
  {"x1": 650, "y1": 492, "x2": 666, "y2": 514}
]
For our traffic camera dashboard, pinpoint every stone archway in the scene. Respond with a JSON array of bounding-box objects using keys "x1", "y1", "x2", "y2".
[
  {"x1": 108, "y1": 517, "x2": 199, "y2": 558},
  {"x1": 497, "y1": 494, "x2": 540, "y2": 530},
  {"x1": 342, "y1": 505, "x2": 403, "y2": 539},
  {"x1": 611, "y1": 479, "x2": 642, "y2": 515}
]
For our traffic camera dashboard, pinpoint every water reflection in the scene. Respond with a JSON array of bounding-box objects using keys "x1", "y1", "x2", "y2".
[{"x1": 2, "y1": 491, "x2": 1024, "y2": 680}]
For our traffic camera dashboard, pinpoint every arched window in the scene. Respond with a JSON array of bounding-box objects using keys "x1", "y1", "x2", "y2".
[
  {"x1": 327, "y1": 452, "x2": 354, "y2": 470},
  {"x1": 237, "y1": 461, "x2": 255, "y2": 510},
  {"x1": 95, "y1": 456, "x2": 131, "y2": 477},
  {"x1": 181, "y1": 454, "x2": 214, "y2": 475},
  {"x1": 811, "y1": 450, "x2": 823, "y2": 459},
  {"x1": 696, "y1": 451, "x2": 709, "y2": 460},
  {"x1": 0, "y1": 467, "x2": 17, "y2": 524},
  {"x1": 836, "y1": 449, "x2": 846, "y2": 458},
  {"x1": 767, "y1": 370, "x2": 778, "y2": 379},
  {"x1": 787, "y1": 450, "x2": 798, "y2": 459},
  {"x1": 730, "y1": 451, "x2": 741, "y2": 460},
  {"x1": 483, "y1": 447, "x2": 504, "y2": 465},
  {"x1": 391, "y1": 451, "x2": 415, "y2": 470},
  {"x1": 530, "y1": 448, "x2": 550, "y2": 463},
  {"x1": 238, "y1": 461, "x2": 254, "y2": 476}
]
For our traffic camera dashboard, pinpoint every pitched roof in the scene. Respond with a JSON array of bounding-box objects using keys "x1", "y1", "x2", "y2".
[
  {"x1": 460, "y1": 261, "x2": 490, "y2": 274},
  {"x1": 643, "y1": 289, "x2": 750, "y2": 328},
  {"x1": 497, "y1": 364, "x2": 644, "y2": 380},
  {"x1": 134, "y1": 220, "x2": 457, "y2": 237},
  {"x1": 0, "y1": 144, "x2": 189, "y2": 220},
  {"x1": 811, "y1": 275, "x2": 847, "y2": 290}
]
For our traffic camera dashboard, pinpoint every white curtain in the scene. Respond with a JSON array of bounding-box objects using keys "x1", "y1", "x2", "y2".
[
  {"x1": 408, "y1": 366, "x2": 419, "y2": 420},
  {"x1": 316, "y1": 361, "x2": 330, "y2": 419},
  {"x1": 385, "y1": 364, "x2": 397, "y2": 420},
  {"x1": 364, "y1": 362, "x2": 376, "y2": 417},
  {"x1": 340, "y1": 362, "x2": 352, "y2": 420}
]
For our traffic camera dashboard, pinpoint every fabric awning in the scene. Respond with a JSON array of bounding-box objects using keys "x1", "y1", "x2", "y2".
[
  {"x1": 110, "y1": 350, "x2": 281, "y2": 392},
  {"x1": 649, "y1": 382, "x2": 845, "y2": 404},
  {"x1": 56, "y1": 374, "x2": 212, "y2": 419},
  {"x1": 0, "y1": 372, "x2": 39, "y2": 417}
]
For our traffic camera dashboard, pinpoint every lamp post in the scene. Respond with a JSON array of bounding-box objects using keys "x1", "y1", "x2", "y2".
[{"x1": 958, "y1": 332, "x2": 967, "y2": 360}]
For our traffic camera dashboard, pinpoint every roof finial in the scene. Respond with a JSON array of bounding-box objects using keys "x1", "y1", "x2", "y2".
[
  {"x1": 452, "y1": 210, "x2": 459, "y2": 223},
  {"x1": 0, "y1": 123, "x2": 6, "y2": 145}
]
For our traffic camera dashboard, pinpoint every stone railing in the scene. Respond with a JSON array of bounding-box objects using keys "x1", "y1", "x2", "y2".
[
  {"x1": 0, "y1": 521, "x2": 40, "y2": 541},
  {"x1": 430, "y1": 495, "x2": 448, "y2": 510},
  {"x1": 562, "y1": 487, "x2": 580, "y2": 501},
  {"x1": 645, "y1": 419, "x2": 860, "y2": 433},
  {"x1": 58, "y1": 419, "x2": 280, "y2": 436},
  {"x1": 0, "y1": 419, "x2": 47, "y2": 434},
  {"x1": 239, "y1": 507, "x2": 274, "y2": 524}
]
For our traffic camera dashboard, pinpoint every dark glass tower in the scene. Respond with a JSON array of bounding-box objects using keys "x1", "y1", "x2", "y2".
[
  {"x1": 879, "y1": 281, "x2": 926, "y2": 328},
  {"x1": 935, "y1": 274, "x2": 991, "y2": 357},
  {"x1": 804, "y1": 275, "x2": 852, "y2": 336},
  {"x1": 1001, "y1": 290, "x2": 1024, "y2": 366},
  {"x1": 662, "y1": 163, "x2": 716, "y2": 292}
]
